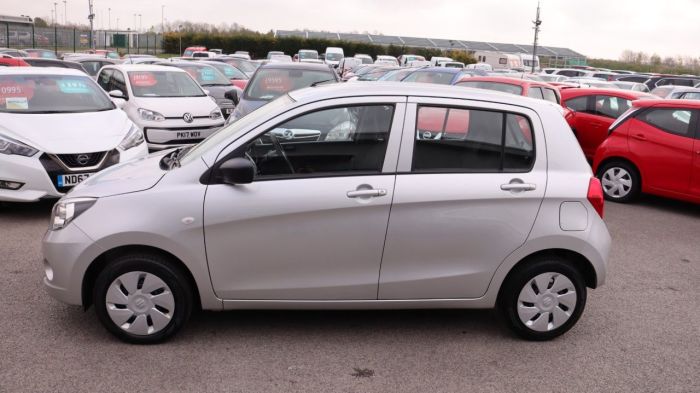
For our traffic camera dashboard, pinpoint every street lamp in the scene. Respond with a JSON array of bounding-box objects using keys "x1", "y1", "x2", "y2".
[
  {"x1": 108, "y1": 8, "x2": 111, "y2": 30},
  {"x1": 161, "y1": 5, "x2": 165, "y2": 33},
  {"x1": 116, "y1": 17, "x2": 119, "y2": 31},
  {"x1": 53, "y1": 2, "x2": 58, "y2": 25},
  {"x1": 139, "y1": 14, "x2": 142, "y2": 33},
  {"x1": 63, "y1": 0, "x2": 67, "y2": 25},
  {"x1": 178, "y1": 25, "x2": 183, "y2": 55}
]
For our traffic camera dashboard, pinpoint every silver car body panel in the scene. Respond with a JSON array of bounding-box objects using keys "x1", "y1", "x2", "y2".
[{"x1": 43, "y1": 82, "x2": 610, "y2": 312}]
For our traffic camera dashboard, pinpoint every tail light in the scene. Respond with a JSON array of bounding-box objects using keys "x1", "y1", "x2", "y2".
[{"x1": 587, "y1": 177, "x2": 605, "y2": 218}]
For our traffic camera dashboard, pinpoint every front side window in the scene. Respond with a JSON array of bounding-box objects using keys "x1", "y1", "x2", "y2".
[
  {"x1": 542, "y1": 88, "x2": 559, "y2": 103},
  {"x1": 0, "y1": 74, "x2": 114, "y2": 113},
  {"x1": 81, "y1": 61, "x2": 102, "y2": 76},
  {"x1": 681, "y1": 92, "x2": 700, "y2": 100},
  {"x1": 594, "y1": 96, "x2": 632, "y2": 118},
  {"x1": 111, "y1": 71, "x2": 128, "y2": 97},
  {"x1": 412, "y1": 106, "x2": 534, "y2": 172},
  {"x1": 97, "y1": 69, "x2": 113, "y2": 91},
  {"x1": 245, "y1": 105, "x2": 395, "y2": 178},
  {"x1": 638, "y1": 108, "x2": 694, "y2": 137},
  {"x1": 127, "y1": 71, "x2": 205, "y2": 98}
]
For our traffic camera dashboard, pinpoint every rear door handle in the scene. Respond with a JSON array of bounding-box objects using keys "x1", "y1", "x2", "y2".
[
  {"x1": 346, "y1": 189, "x2": 387, "y2": 198},
  {"x1": 500, "y1": 183, "x2": 537, "y2": 192}
]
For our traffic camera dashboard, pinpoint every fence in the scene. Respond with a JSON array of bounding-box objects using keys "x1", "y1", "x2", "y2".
[{"x1": 0, "y1": 23, "x2": 163, "y2": 55}]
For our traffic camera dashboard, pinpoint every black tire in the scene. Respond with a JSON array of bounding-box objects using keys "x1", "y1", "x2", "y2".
[
  {"x1": 93, "y1": 253, "x2": 193, "y2": 344},
  {"x1": 499, "y1": 257, "x2": 587, "y2": 341},
  {"x1": 596, "y1": 160, "x2": 641, "y2": 203}
]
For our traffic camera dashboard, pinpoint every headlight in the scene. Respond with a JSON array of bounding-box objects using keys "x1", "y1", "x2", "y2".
[
  {"x1": 209, "y1": 109, "x2": 223, "y2": 120},
  {"x1": 118, "y1": 124, "x2": 145, "y2": 151},
  {"x1": 50, "y1": 197, "x2": 97, "y2": 231},
  {"x1": 138, "y1": 108, "x2": 165, "y2": 121},
  {"x1": 0, "y1": 134, "x2": 38, "y2": 157}
]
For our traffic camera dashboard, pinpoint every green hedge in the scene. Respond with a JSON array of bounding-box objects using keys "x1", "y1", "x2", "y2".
[{"x1": 163, "y1": 31, "x2": 452, "y2": 60}]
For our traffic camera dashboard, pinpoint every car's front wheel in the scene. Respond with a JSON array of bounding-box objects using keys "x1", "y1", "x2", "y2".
[
  {"x1": 93, "y1": 253, "x2": 193, "y2": 344},
  {"x1": 500, "y1": 257, "x2": 587, "y2": 341}
]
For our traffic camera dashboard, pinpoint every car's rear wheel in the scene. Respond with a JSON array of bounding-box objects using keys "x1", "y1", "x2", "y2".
[
  {"x1": 93, "y1": 253, "x2": 193, "y2": 344},
  {"x1": 500, "y1": 257, "x2": 587, "y2": 341},
  {"x1": 597, "y1": 160, "x2": 640, "y2": 203}
]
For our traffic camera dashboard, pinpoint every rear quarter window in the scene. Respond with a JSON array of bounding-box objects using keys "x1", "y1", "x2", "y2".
[{"x1": 638, "y1": 108, "x2": 694, "y2": 137}]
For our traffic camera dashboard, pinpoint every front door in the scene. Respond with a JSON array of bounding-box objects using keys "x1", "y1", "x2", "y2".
[
  {"x1": 204, "y1": 99, "x2": 405, "y2": 300},
  {"x1": 692, "y1": 138, "x2": 700, "y2": 197},
  {"x1": 378, "y1": 99, "x2": 546, "y2": 300}
]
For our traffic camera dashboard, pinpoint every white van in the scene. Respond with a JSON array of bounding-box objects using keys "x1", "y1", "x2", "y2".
[
  {"x1": 473, "y1": 51, "x2": 523, "y2": 71},
  {"x1": 430, "y1": 56, "x2": 453, "y2": 67},
  {"x1": 519, "y1": 53, "x2": 541, "y2": 72},
  {"x1": 324, "y1": 47, "x2": 344, "y2": 67}
]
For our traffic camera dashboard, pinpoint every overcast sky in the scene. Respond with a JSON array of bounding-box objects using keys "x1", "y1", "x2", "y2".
[{"x1": 4, "y1": 0, "x2": 699, "y2": 59}]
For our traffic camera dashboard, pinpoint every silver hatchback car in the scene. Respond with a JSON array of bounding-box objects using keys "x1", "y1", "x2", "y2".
[{"x1": 43, "y1": 83, "x2": 611, "y2": 344}]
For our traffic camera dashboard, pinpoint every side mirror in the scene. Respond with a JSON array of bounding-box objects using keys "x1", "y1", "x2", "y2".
[
  {"x1": 224, "y1": 89, "x2": 240, "y2": 105},
  {"x1": 219, "y1": 157, "x2": 255, "y2": 185},
  {"x1": 108, "y1": 90, "x2": 125, "y2": 99}
]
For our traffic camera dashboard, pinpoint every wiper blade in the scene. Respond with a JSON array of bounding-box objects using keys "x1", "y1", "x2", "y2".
[{"x1": 310, "y1": 79, "x2": 336, "y2": 87}]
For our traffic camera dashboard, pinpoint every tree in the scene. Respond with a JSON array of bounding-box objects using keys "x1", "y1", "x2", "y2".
[
  {"x1": 650, "y1": 54, "x2": 662, "y2": 66},
  {"x1": 34, "y1": 17, "x2": 48, "y2": 27}
]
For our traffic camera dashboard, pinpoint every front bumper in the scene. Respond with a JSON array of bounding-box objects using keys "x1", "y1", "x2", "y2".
[{"x1": 0, "y1": 143, "x2": 148, "y2": 203}]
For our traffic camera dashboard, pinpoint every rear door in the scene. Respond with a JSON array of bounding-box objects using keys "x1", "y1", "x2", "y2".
[
  {"x1": 628, "y1": 108, "x2": 696, "y2": 194},
  {"x1": 378, "y1": 98, "x2": 546, "y2": 299},
  {"x1": 692, "y1": 135, "x2": 700, "y2": 197},
  {"x1": 563, "y1": 94, "x2": 600, "y2": 158}
]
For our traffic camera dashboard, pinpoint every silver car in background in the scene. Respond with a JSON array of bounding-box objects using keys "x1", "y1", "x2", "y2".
[{"x1": 43, "y1": 83, "x2": 611, "y2": 344}]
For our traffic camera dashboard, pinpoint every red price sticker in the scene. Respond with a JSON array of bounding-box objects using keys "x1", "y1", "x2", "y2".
[
  {"x1": 0, "y1": 80, "x2": 35, "y2": 105},
  {"x1": 260, "y1": 74, "x2": 292, "y2": 93},
  {"x1": 129, "y1": 72, "x2": 157, "y2": 87}
]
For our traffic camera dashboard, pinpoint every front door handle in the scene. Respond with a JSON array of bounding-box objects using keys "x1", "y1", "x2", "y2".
[
  {"x1": 631, "y1": 133, "x2": 647, "y2": 141},
  {"x1": 346, "y1": 189, "x2": 387, "y2": 198},
  {"x1": 500, "y1": 182, "x2": 537, "y2": 192}
]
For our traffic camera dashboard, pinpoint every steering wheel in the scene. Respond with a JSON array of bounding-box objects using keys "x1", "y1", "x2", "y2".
[{"x1": 268, "y1": 133, "x2": 295, "y2": 174}]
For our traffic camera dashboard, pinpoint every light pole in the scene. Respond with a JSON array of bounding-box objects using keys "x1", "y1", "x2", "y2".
[
  {"x1": 63, "y1": 0, "x2": 67, "y2": 25},
  {"x1": 178, "y1": 25, "x2": 183, "y2": 55},
  {"x1": 108, "y1": 8, "x2": 111, "y2": 30},
  {"x1": 53, "y1": 3, "x2": 58, "y2": 25},
  {"x1": 139, "y1": 14, "x2": 142, "y2": 33},
  {"x1": 116, "y1": 18, "x2": 119, "y2": 31},
  {"x1": 161, "y1": 5, "x2": 165, "y2": 33}
]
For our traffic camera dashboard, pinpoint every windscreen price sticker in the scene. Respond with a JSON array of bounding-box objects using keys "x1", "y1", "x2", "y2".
[
  {"x1": 0, "y1": 82, "x2": 35, "y2": 104},
  {"x1": 129, "y1": 72, "x2": 157, "y2": 87},
  {"x1": 261, "y1": 75, "x2": 291, "y2": 92},
  {"x1": 58, "y1": 79, "x2": 91, "y2": 94}
]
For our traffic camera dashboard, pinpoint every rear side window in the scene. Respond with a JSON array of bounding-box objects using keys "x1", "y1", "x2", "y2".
[
  {"x1": 638, "y1": 108, "x2": 694, "y2": 137},
  {"x1": 682, "y1": 92, "x2": 700, "y2": 100},
  {"x1": 594, "y1": 96, "x2": 632, "y2": 118},
  {"x1": 527, "y1": 87, "x2": 543, "y2": 99},
  {"x1": 412, "y1": 106, "x2": 534, "y2": 172},
  {"x1": 565, "y1": 96, "x2": 588, "y2": 112}
]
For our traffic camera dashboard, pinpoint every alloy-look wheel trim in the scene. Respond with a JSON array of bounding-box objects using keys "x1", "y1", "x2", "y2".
[
  {"x1": 105, "y1": 271, "x2": 175, "y2": 336},
  {"x1": 516, "y1": 272, "x2": 577, "y2": 332},
  {"x1": 601, "y1": 167, "x2": 633, "y2": 198}
]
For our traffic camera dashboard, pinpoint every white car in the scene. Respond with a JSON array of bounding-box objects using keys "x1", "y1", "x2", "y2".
[
  {"x1": 375, "y1": 55, "x2": 399, "y2": 66},
  {"x1": 0, "y1": 68, "x2": 148, "y2": 202},
  {"x1": 96, "y1": 64, "x2": 224, "y2": 150}
]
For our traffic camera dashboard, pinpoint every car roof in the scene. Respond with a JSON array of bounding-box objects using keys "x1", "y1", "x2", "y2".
[
  {"x1": 410, "y1": 67, "x2": 462, "y2": 74},
  {"x1": 662, "y1": 86, "x2": 700, "y2": 93},
  {"x1": 560, "y1": 88, "x2": 652, "y2": 99},
  {"x1": 0, "y1": 66, "x2": 86, "y2": 76},
  {"x1": 456, "y1": 76, "x2": 550, "y2": 87},
  {"x1": 68, "y1": 56, "x2": 121, "y2": 63},
  {"x1": 633, "y1": 99, "x2": 700, "y2": 109},
  {"x1": 105, "y1": 64, "x2": 188, "y2": 73},
  {"x1": 259, "y1": 62, "x2": 334, "y2": 71},
  {"x1": 289, "y1": 81, "x2": 556, "y2": 111}
]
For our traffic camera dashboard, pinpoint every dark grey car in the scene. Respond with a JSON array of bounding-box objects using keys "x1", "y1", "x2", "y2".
[{"x1": 228, "y1": 62, "x2": 338, "y2": 123}]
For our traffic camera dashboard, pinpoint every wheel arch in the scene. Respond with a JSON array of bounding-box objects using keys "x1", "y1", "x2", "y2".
[
  {"x1": 496, "y1": 248, "x2": 598, "y2": 306},
  {"x1": 595, "y1": 156, "x2": 642, "y2": 184},
  {"x1": 81, "y1": 245, "x2": 202, "y2": 311}
]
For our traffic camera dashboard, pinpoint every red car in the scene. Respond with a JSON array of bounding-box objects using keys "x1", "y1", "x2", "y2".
[
  {"x1": 560, "y1": 88, "x2": 653, "y2": 159},
  {"x1": 593, "y1": 99, "x2": 700, "y2": 204},
  {"x1": 454, "y1": 76, "x2": 563, "y2": 104},
  {"x1": 0, "y1": 57, "x2": 29, "y2": 67}
]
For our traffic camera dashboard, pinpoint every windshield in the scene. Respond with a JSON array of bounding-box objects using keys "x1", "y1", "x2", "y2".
[
  {"x1": 358, "y1": 68, "x2": 398, "y2": 81},
  {"x1": 178, "y1": 65, "x2": 231, "y2": 86},
  {"x1": 456, "y1": 81, "x2": 523, "y2": 95},
  {"x1": 127, "y1": 71, "x2": 206, "y2": 97},
  {"x1": 402, "y1": 71, "x2": 456, "y2": 85},
  {"x1": 325, "y1": 53, "x2": 342, "y2": 61},
  {"x1": 380, "y1": 69, "x2": 414, "y2": 81},
  {"x1": 223, "y1": 59, "x2": 257, "y2": 73},
  {"x1": 0, "y1": 74, "x2": 114, "y2": 113},
  {"x1": 181, "y1": 94, "x2": 294, "y2": 165},
  {"x1": 209, "y1": 63, "x2": 247, "y2": 80},
  {"x1": 299, "y1": 51, "x2": 318, "y2": 60},
  {"x1": 245, "y1": 68, "x2": 334, "y2": 100}
]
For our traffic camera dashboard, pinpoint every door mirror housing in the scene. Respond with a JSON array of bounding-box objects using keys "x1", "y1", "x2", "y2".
[
  {"x1": 108, "y1": 89, "x2": 125, "y2": 99},
  {"x1": 218, "y1": 157, "x2": 255, "y2": 185},
  {"x1": 224, "y1": 89, "x2": 240, "y2": 105}
]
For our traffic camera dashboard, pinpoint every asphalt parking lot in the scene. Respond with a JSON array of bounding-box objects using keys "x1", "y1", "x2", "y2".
[{"x1": 0, "y1": 197, "x2": 698, "y2": 393}]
